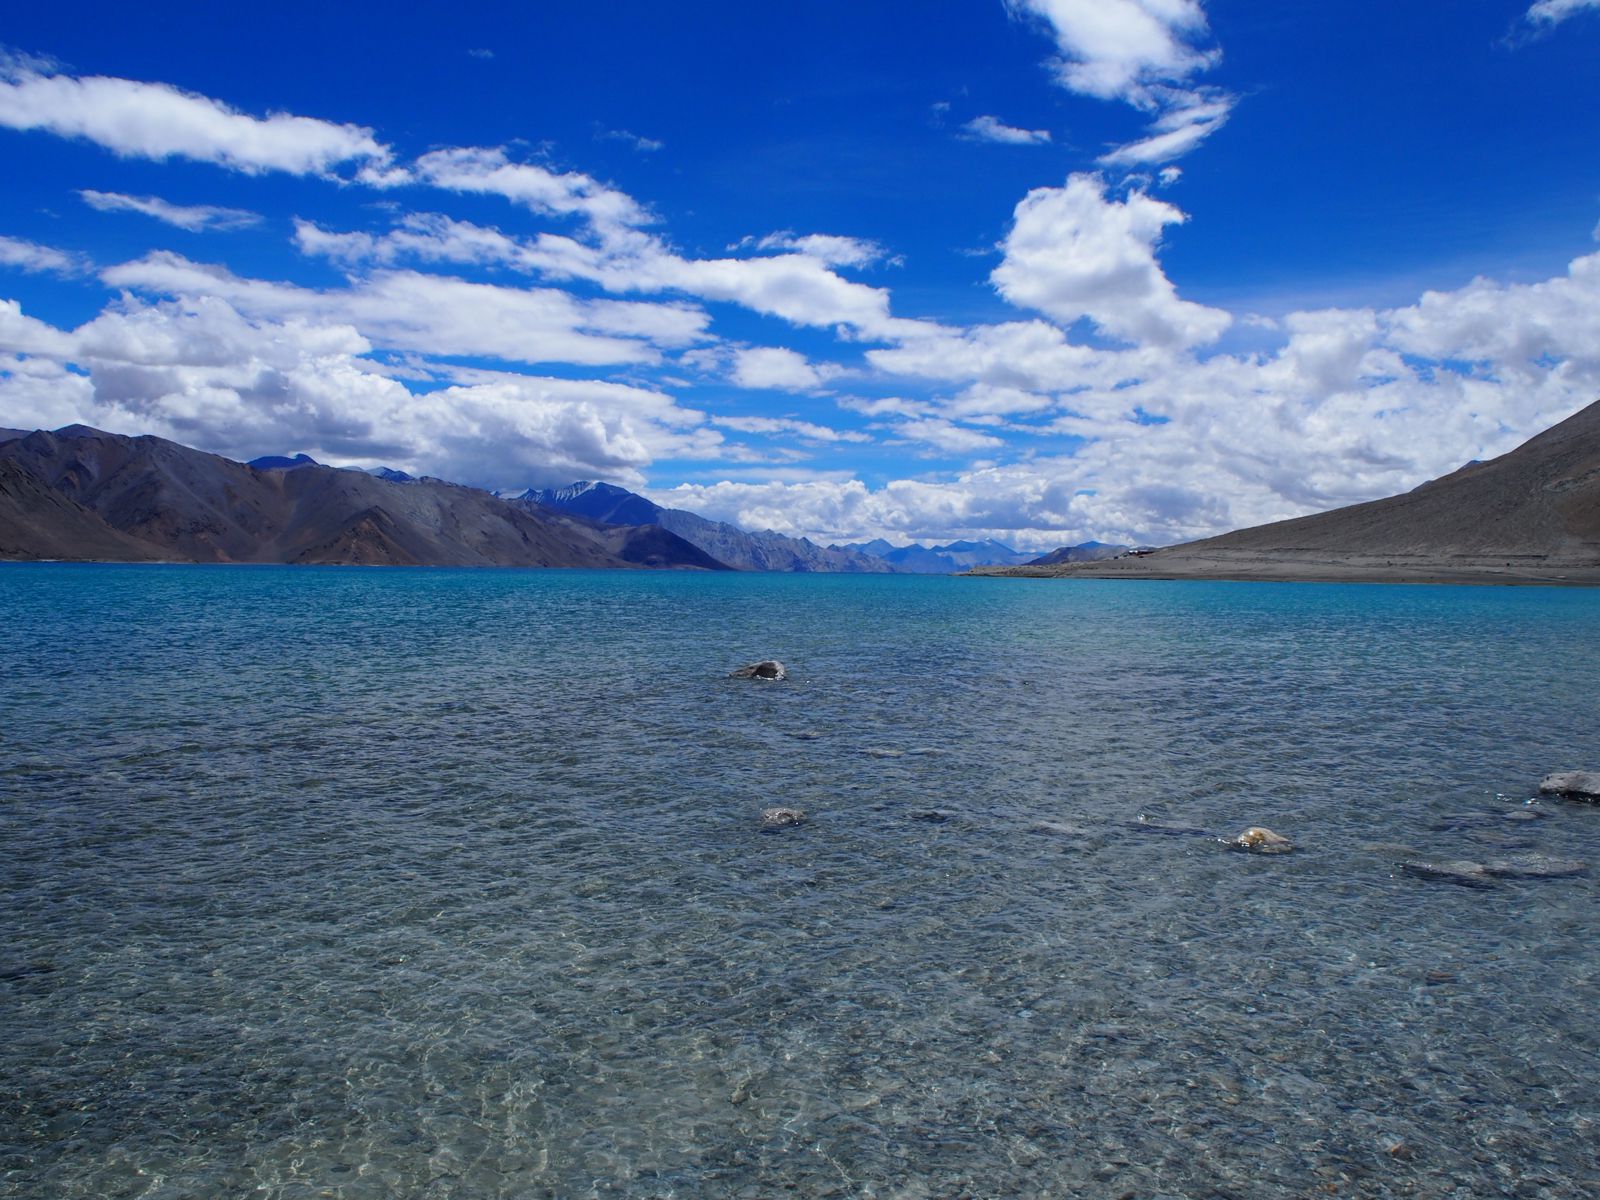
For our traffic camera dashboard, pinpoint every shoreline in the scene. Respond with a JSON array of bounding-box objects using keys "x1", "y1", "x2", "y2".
[{"x1": 964, "y1": 557, "x2": 1600, "y2": 588}]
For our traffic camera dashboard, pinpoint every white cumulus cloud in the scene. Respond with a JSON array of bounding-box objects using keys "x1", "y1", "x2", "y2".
[
  {"x1": 730, "y1": 346, "x2": 824, "y2": 391},
  {"x1": 990, "y1": 173, "x2": 1230, "y2": 348},
  {"x1": 0, "y1": 293, "x2": 724, "y2": 489},
  {"x1": 102, "y1": 251, "x2": 708, "y2": 367}
]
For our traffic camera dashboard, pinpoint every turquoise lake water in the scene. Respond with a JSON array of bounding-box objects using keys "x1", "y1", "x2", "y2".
[{"x1": 2, "y1": 564, "x2": 1599, "y2": 1198}]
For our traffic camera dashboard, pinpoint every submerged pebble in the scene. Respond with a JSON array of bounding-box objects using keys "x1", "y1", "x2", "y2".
[
  {"x1": 1482, "y1": 853, "x2": 1587, "y2": 879},
  {"x1": 1400, "y1": 860, "x2": 1496, "y2": 888},
  {"x1": 1402, "y1": 854, "x2": 1586, "y2": 884}
]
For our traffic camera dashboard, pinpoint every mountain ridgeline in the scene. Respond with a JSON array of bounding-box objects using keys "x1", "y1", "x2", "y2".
[
  {"x1": 0, "y1": 427, "x2": 725, "y2": 569},
  {"x1": 834, "y1": 538, "x2": 1034, "y2": 574},
  {"x1": 516, "y1": 482, "x2": 894, "y2": 573}
]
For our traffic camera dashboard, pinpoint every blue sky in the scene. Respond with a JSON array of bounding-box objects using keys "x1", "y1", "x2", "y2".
[{"x1": 2, "y1": 1, "x2": 1598, "y2": 550}]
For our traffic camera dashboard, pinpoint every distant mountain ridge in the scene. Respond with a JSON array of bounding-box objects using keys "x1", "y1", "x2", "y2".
[
  {"x1": 519, "y1": 481, "x2": 893, "y2": 573},
  {"x1": 0, "y1": 426, "x2": 725, "y2": 570},
  {"x1": 836, "y1": 537, "x2": 1036, "y2": 573},
  {"x1": 246, "y1": 453, "x2": 319, "y2": 471}
]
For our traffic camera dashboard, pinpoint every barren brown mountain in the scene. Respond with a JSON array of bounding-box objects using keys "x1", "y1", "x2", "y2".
[
  {"x1": 0, "y1": 426, "x2": 727, "y2": 570},
  {"x1": 975, "y1": 398, "x2": 1600, "y2": 585}
]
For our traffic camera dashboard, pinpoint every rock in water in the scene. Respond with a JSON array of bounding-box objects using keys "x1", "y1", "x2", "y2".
[
  {"x1": 1400, "y1": 859, "x2": 1496, "y2": 888},
  {"x1": 1482, "y1": 854, "x2": 1588, "y2": 879},
  {"x1": 1539, "y1": 771, "x2": 1600, "y2": 801},
  {"x1": 730, "y1": 660, "x2": 787, "y2": 681},
  {"x1": 761, "y1": 806, "x2": 806, "y2": 829},
  {"x1": 1230, "y1": 826, "x2": 1294, "y2": 853}
]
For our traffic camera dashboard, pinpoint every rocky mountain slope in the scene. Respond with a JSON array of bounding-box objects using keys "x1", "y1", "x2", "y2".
[
  {"x1": 974, "y1": 399, "x2": 1600, "y2": 585},
  {"x1": 1025, "y1": 541, "x2": 1131, "y2": 566},
  {"x1": 0, "y1": 426, "x2": 725, "y2": 569}
]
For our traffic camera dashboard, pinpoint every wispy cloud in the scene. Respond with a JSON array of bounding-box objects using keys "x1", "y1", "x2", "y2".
[
  {"x1": 961, "y1": 115, "x2": 1052, "y2": 145},
  {"x1": 1008, "y1": 0, "x2": 1233, "y2": 165},
  {"x1": 597, "y1": 127, "x2": 663, "y2": 153},
  {"x1": 1525, "y1": 0, "x2": 1600, "y2": 27},
  {"x1": 1097, "y1": 92, "x2": 1231, "y2": 166},
  {"x1": 0, "y1": 233, "x2": 90, "y2": 276},
  {"x1": 79, "y1": 189, "x2": 261, "y2": 231},
  {"x1": 411, "y1": 145, "x2": 651, "y2": 228},
  {"x1": 738, "y1": 230, "x2": 895, "y2": 268},
  {"x1": 716, "y1": 414, "x2": 869, "y2": 443},
  {"x1": 0, "y1": 63, "x2": 393, "y2": 178}
]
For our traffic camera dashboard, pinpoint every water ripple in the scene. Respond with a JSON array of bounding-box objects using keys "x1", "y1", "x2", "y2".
[{"x1": 2, "y1": 565, "x2": 1599, "y2": 1197}]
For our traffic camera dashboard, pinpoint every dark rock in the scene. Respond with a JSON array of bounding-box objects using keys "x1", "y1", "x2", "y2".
[
  {"x1": 730, "y1": 660, "x2": 786, "y2": 681},
  {"x1": 760, "y1": 807, "x2": 806, "y2": 829},
  {"x1": 1400, "y1": 859, "x2": 1495, "y2": 888},
  {"x1": 1540, "y1": 771, "x2": 1600, "y2": 801}
]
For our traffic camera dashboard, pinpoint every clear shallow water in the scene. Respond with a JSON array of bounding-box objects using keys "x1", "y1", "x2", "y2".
[{"x1": 2, "y1": 564, "x2": 1598, "y2": 1199}]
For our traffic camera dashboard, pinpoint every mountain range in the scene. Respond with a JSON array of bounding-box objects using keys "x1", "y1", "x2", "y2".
[
  {"x1": 518, "y1": 481, "x2": 893, "y2": 572},
  {"x1": 833, "y1": 537, "x2": 1032, "y2": 573},
  {"x1": 974, "y1": 398, "x2": 1600, "y2": 585},
  {"x1": 0, "y1": 426, "x2": 724, "y2": 569},
  {"x1": 15, "y1": 400, "x2": 1595, "y2": 581}
]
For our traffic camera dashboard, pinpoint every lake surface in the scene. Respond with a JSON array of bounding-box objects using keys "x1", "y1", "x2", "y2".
[{"x1": 2, "y1": 564, "x2": 1598, "y2": 1199}]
